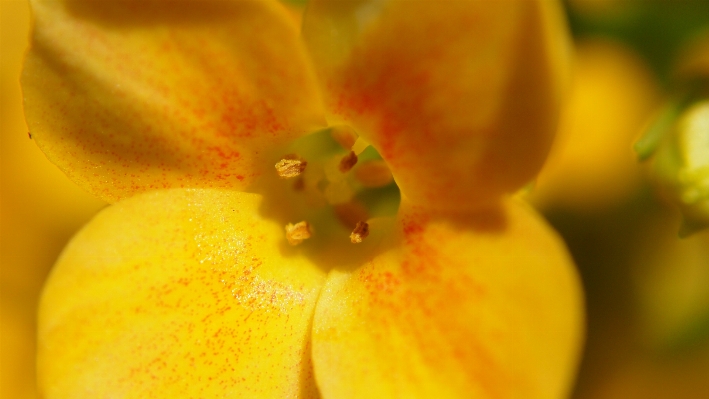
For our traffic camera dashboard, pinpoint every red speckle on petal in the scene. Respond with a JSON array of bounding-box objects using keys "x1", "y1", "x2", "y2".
[
  {"x1": 402, "y1": 219, "x2": 425, "y2": 241},
  {"x1": 332, "y1": 56, "x2": 435, "y2": 162}
]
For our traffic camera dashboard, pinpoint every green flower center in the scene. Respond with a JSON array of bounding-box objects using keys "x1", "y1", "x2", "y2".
[{"x1": 252, "y1": 126, "x2": 401, "y2": 257}]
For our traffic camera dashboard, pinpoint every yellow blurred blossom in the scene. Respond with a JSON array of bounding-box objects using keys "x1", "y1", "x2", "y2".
[
  {"x1": 20, "y1": 1, "x2": 584, "y2": 398},
  {"x1": 530, "y1": 38, "x2": 661, "y2": 211},
  {"x1": 0, "y1": 1, "x2": 106, "y2": 398}
]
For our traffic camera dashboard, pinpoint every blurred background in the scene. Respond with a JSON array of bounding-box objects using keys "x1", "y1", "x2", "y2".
[
  {"x1": 1, "y1": 1, "x2": 107, "y2": 398},
  {"x1": 533, "y1": 0, "x2": 709, "y2": 397},
  {"x1": 2, "y1": 0, "x2": 709, "y2": 397}
]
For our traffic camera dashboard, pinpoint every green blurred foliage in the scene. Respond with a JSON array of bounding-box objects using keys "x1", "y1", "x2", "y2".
[
  {"x1": 560, "y1": 1, "x2": 709, "y2": 397},
  {"x1": 567, "y1": 0, "x2": 709, "y2": 84}
]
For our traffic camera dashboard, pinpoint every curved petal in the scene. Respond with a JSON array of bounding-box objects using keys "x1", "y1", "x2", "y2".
[
  {"x1": 302, "y1": 0, "x2": 570, "y2": 210},
  {"x1": 23, "y1": 0, "x2": 326, "y2": 203},
  {"x1": 312, "y1": 198, "x2": 584, "y2": 399},
  {"x1": 38, "y1": 189, "x2": 325, "y2": 398}
]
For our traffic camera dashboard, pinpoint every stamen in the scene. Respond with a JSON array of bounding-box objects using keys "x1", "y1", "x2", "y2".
[
  {"x1": 275, "y1": 154, "x2": 307, "y2": 178},
  {"x1": 339, "y1": 151, "x2": 358, "y2": 173},
  {"x1": 331, "y1": 125, "x2": 358, "y2": 150},
  {"x1": 352, "y1": 136, "x2": 370, "y2": 155},
  {"x1": 355, "y1": 160, "x2": 394, "y2": 188},
  {"x1": 293, "y1": 176, "x2": 305, "y2": 191},
  {"x1": 349, "y1": 221, "x2": 370, "y2": 244},
  {"x1": 285, "y1": 221, "x2": 312, "y2": 245},
  {"x1": 334, "y1": 201, "x2": 369, "y2": 229}
]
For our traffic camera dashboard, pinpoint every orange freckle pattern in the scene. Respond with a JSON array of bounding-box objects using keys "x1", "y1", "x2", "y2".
[
  {"x1": 304, "y1": 0, "x2": 566, "y2": 210},
  {"x1": 23, "y1": 0, "x2": 325, "y2": 203},
  {"x1": 311, "y1": 199, "x2": 583, "y2": 399},
  {"x1": 38, "y1": 189, "x2": 325, "y2": 398}
]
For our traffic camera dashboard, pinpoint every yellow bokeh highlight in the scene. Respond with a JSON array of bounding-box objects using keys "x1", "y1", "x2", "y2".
[
  {"x1": 632, "y1": 221, "x2": 709, "y2": 349},
  {"x1": 1, "y1": 1, "x2": 106, "y2": 398},
  {"x1": 650, "y1": 101, "x2": 709, "y2": 235},
  {"x1": 531, "y1": 38, "x2": 661, "y2": 211}
]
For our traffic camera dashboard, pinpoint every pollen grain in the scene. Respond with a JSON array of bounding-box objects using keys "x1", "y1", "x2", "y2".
[
  {"x1": 285, "y1": 221, "x2": 312, "y2": 245},
  {"x1": 339, "y1": 151, "x2": 358, "y2": 173},
  {"x1": 276, "y1": 154, "x2": 307, "y2": 178},
  {"x1": 350, "y1": 221, "x2": 370, "y2": 244}
]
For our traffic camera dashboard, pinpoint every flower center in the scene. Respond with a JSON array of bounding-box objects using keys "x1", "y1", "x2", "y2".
[{"x1": 252, "y1": 125, "x2": 400, "y2": 255}]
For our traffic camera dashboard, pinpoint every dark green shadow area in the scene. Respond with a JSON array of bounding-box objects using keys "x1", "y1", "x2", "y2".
[{"x1": 566, "y1": 0, "x2": 709, "y2": 85}]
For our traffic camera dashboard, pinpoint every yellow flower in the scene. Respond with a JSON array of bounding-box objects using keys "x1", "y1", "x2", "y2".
[
  {"x1": 22, "y1": 0, "x2": 584, "y2": 398},
  {"x1": 529, "y1": 38, "x2": 660, "y2": 211}
]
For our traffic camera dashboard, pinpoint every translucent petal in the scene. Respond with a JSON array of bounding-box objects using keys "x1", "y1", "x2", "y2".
[
  {"x1": 23, "y1": 0, "x2": 326, "y2": 203},
  {"x1": 312, "y1": 198, "x2": 584, "y2": 399},
  {"x1": 302, "y1": 0, "x2": 570, "y2": 210},
  {"x1": 38, "y1": 189, "x2": 325, "y2": 398},
  {"x1": 650, "y1": 101, "x2": 709, "y2": 236}
]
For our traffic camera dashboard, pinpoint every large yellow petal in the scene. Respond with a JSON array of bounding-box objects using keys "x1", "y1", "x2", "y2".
[
  {"x1": 312, "y1": 198, "x2": 584, "y2": 399},
  {"x1": 23, "y1": 0, "x2": 326, "y2": 204},
  {"x1": 38, "y1": 189, "x2": 325, "y2": 398},
  {"x1": 302, "y1": 0, "x2": 570, "y2": 210}
]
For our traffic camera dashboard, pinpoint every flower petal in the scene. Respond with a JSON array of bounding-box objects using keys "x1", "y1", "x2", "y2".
[
  {"x1": 302, "y1": 0, "x2": 570, "y2": 210},
  {"x1": 23, "y1": 0, "x2": 326, "y2": 203},
  {"x1": 38, "y1": 189, "x2": 325, "y2": 398},
  {"x1": 312, "y1": 198, "x2": 584, "y2": 399}
]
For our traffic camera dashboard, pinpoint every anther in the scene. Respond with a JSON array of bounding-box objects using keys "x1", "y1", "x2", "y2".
[
  {"x1": 285, "y1": 221, "x2": 312, "y2": 245},
  {"x1": 275, "y1": 154, "x2": 307, "y2": 178},
  {"x1": 354, "y1": 160, "x2": 394, "y2": 188},
  {"x1": 352, "y1": 136, "x2": 370, "y2": 155},
  {"x1": 349, "y1": 221, "x2": 369, "y2": 244},
  {"x1": 339, "y1": 151, "x2": 358, "y2": 173}
]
